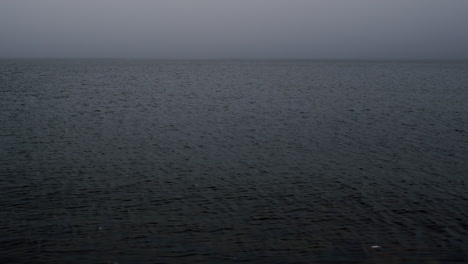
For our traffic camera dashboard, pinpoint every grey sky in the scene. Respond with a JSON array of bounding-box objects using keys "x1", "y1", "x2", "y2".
[{"x1": 1, "y1": 0, "x2": 467, "y2": 59}]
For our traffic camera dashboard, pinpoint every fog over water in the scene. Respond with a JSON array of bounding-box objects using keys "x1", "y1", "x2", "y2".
[
  {"x1": 1, "y1": 0, "x2": 468, "y2": 59},
  {"x1": 2, "y1": 2, "x2": 468, "y2": 264}
]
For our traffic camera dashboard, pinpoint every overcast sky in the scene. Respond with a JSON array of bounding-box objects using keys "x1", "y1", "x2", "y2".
[{"x1": 1, "y1": 0, "x2": 467, "y2": 59}]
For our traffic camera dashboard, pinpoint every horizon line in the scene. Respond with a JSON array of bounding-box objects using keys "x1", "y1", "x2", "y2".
[{"x1": 1, "y1": 57, "x2": 468, "y2": 62}]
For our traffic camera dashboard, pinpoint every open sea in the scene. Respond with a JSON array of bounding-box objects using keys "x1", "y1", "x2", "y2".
[{"x1": 0, "y1": 59, "x2": 467, "y2": 263}]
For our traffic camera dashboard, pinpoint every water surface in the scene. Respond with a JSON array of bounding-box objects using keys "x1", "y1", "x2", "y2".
[{"x1": 1, "y1": 59, "x2": 467, "y2": 263}]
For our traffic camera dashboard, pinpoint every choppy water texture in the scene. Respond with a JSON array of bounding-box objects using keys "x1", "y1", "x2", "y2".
[{"x1": 1, "y1": 60, "x2": 467, "y2": 263}]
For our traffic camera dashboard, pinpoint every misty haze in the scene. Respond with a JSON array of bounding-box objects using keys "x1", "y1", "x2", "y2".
[
  {"x1": 1, "y1": 0, "x2": 468, "y2": 59},
  {"x1": 1, "y1": 1, "x2": 467, "y2": 264}
]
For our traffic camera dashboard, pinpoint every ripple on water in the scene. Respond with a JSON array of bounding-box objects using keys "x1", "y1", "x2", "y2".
[{"x1": 0, "y1": 59, "x2": 467, "y2": 263}]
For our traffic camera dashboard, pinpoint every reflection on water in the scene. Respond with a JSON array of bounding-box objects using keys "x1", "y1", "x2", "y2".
[{"x1": 0, "y1": 60, "x2": 467, "y2": 263}]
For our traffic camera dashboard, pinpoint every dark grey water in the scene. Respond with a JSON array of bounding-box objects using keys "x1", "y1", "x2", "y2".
[{"x1": 1, "y1": 59, "x2": 467, "y2": 263}]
